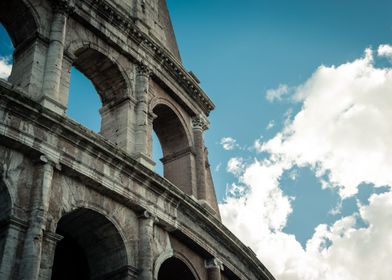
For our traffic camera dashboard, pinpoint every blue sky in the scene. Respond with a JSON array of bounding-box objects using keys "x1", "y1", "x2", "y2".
[{"x1": 2, "y1": 1, "x2": 392, "y2": 279}]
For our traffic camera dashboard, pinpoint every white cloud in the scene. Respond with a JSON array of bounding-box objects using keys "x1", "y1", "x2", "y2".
[
  {"x1": 266, "y1": 120, "x2": 275, "y2": 130},
  {"x1": 220, "y1": 137, "x2": 239, "y2": 150},
  {"x1": 266, "y1": 84, "x2": 290, "y2": 102},
  {"x1": 226, "y1": 157, "x2": 245, "y2": 175},
  {"x1": 262, "y1": 48, "x2": 392, "y2": 198},
  {"x1": 220, "y1": 47, "x2": 392, "y2": 280},
  {"x1": 0, "y1": 56, "x2": 12, "y2": 79},
  {"x1": 377, "y1": 44, "x2": 392, "y2": 62}
]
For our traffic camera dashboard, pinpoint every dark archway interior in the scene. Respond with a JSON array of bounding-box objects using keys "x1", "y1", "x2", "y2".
[
  {"x1": 153, "y1": 104, "x2": 189, "y2": 158},
  {"x1": 158, "y1": 257, "x2": 196, "y2": 280},
  {"x1": 152, "y1": 104, "x2": 193, "y2": 193},
  {"x1": 73, "y1": 48, "x2": 127, "y2": 104},
  {"x1": 0, "y1": 180, "x2": 12, "y2": 258},
  {"x1": 51, "y1": 208, "x2": 127, "y2": 280},
  {"x1": 0, "y1": 0, "x2": 37, "y2": 48},
  {"x1": 51, "y1": 233, "x2": 90, "y2": 280},
  {"x1": 0, "y1": 180, "x2": 11, "y2": 221}
]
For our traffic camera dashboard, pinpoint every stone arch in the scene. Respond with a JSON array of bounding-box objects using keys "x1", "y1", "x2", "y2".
[
  {"x1": 149, "y1": 97, "x2": 193, "y2": 145},
  {"x1": 51, "y1": 207, "x2": 129, "y2": 280},
  {"x1": 66, "y1": 41, "x2": 131, "y2": 104},
  {"x1": 0, "y1": 0, "x2": 42, "y2": 92},
  {"x1": 150, "y1": 99, "x2": 195, "y2": 195},
  {"x1": 156, "y1": 253, "x2": 200, "y2": 280},
  {"x1": 0, "y1": 0, "x2": 39, "y2": 48}
]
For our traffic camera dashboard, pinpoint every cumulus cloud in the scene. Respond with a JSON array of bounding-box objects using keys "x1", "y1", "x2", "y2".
[
  {"x1": 0, "y1": 56, "x2": 12, "y2": 79},
  {"x1": 220, "y1": 46, "x2": 392, "y2": 280},
  {"x1": 226, "y1": 157, "x2": 245, "y2": 175},
  {"x1": 262, "y1": 48, "x2": 392, "y2": 198},
  {"x1": 220, "y1": 137, "x2": 239, "y2": 150},
  {"x1": 266, "y1": 84, "x2": 290, "y2": 102},
  {"x1": 377, "y1": 44, "x2": 392, "y2": 62}
]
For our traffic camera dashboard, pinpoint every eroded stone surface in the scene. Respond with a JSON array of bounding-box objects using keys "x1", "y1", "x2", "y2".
[{"x1": 0, "y1": 1, "x2": 275, "y2": 279}]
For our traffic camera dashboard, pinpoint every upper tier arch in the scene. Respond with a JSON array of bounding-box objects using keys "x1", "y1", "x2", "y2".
[{"x1": 0, "y1": 0, "x2": 39, "y2": 48}]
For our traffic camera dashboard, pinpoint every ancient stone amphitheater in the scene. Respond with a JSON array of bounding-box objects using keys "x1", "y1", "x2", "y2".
[{"x1": 0, "y1": 0, "x2": 275, "y2": 279}]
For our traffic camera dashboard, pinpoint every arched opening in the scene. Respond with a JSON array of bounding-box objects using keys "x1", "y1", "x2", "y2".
[
  {"x1": 158, "y1": 257, "x2": 196, "y2": 280},
  {"x1": 0, "y1": 24, "x2": 13, "y2": 80},
  {"x1": 0, "y1": 0, "x2": 38, "y2": 89},
  {"x1": 51, "y1": 208, "x2": 128, "y2": 280},
  {"x1": 67, "y1": 67, "x2": 101, "y2": 132},
  {"x1": 72, "y1": 47, "x2": 127, "y2": 105},
  {"x1": 0, "y1": 1, "x2": 37, "y2": 48},
  {"x1": 67, "y1": 47, "x2": 129, "y2": 143},
  {"x1": 152, "y1": 131, "x2": 164, "y2": 176},
  {"x1": 152, "y1": 104, "x2": 194, "y2": 194},
  {"x1": 0, "y1": 179, "x2": 12, "y2": 261}
]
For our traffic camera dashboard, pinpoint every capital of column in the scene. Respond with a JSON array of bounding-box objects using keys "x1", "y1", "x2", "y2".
[
  {"x1": 136, "y1": 63, "x2": 153, "y2": 78},
  {"x1": 39, "y1": 155, "x2": 61, "y2": 171},
  {"x1": 192, "y1": 115, "x2": 209, "y2": 131},
  {"x1": 205, "y1": 258, "x2": 224, "y2": 271},
  {"x1": 50, "y1": 0, "x2": 75, "y2": 15},
  {"x1": 137, "y1": 210, "x2": 158, "y2": 222}
]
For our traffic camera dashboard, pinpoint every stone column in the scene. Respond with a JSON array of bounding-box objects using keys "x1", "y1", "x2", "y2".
[
  {"x1": 192, "y1": 115, "x2": 209, "y2": 200},
  {"x1": 38, "y1": 232, "x2": 63, "y2": 280},
  {"x1": 19, "y1": 156, "x2": 58, "y2": 280},
  {"x1": 40, "y1": 0, "x2": 73, "y2": 115},
  {"x1": 134, "y1": 64, "x2": 154, "y2": 169},
  {"x1": 0, "y1": 218, "x2": 27, "y2": 280},
  {"x1": 205, "y1": 258, "x2": 223, "y2": 280},
  {"x1": 137, "y1": 211, "x2": 155, "y2": 280}
]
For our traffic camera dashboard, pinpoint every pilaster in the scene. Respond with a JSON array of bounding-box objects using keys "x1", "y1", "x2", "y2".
[
  {"x1": 40, "y1": 0, "x2": 74, "y2": 114},
  {"x1": 137, "y1": 211, "x2": 155, "y2": 280},
  {"x1": 205, "y1": 258, "x2": 224, "y2": 280},
  {"x1": 0, "y1": 217, "x2": 28, "y2": 280},
  {"x1": 19, "y1": 156, "x2": 59, "y2": 280},
  {"x1": 38, "y1": 231, "x2": 63, "y2": 280},
  {"x1": 192, "y1": 115, "x2": 209, "y2": 201},
  {"x1": 133, "y1": 63, "x2": 155, "y2": 170}
]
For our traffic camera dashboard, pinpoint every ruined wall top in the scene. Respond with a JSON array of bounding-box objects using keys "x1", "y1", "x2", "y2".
[{"x1": 110, "y1": 0, "x2": 181, "y2": 61}]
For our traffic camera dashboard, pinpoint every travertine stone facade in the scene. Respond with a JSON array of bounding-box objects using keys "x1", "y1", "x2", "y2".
[{"x1": 0, "y1": 0, "x2": 275, "y2": 279}]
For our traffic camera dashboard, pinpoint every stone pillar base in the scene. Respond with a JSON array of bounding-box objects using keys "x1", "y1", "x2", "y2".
[
  {"x1": 134, "y1": 153, "x2": 156, "y2": 170},
  {"x1": 40, "y1": 96, "x2": 66, "y2": 115}
]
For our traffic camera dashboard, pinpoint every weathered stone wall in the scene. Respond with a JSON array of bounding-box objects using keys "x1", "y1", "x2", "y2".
[{"x1": 0, "y1": 0, "x2": 275, "y2": 279}]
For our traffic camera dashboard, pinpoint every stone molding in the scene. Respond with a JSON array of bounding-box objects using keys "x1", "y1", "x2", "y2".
[
  {"x1": 205, "y1": 258, "x2": 224, "y2": 271},
  {"x1": 192, "y1": 115, "x2": 209, "y2": 131},
  {"x1": 75, "y1": 0, "x2": 214, "y2": 115},
  {"x1": 136, "y1": 63, "x2": 153, "y2": 78},
  {"x1": 50, "y1": 0, "x2": 75, "y2": 15}
]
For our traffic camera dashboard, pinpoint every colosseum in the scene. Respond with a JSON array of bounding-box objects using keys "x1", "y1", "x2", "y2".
[{"x1": 0, "y1": 0, "x2": 275, "y2": 279}]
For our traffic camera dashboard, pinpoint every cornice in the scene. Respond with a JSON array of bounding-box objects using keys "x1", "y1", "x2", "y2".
[{"x1": 79, "y1": 0, "x2": 214, "y2": 115}]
